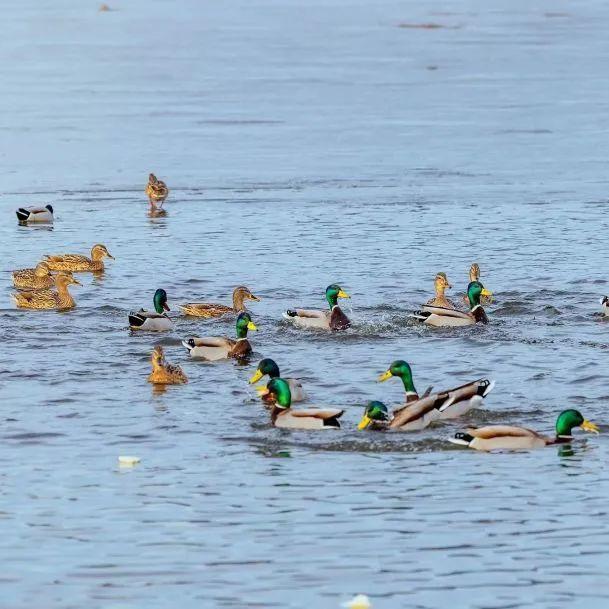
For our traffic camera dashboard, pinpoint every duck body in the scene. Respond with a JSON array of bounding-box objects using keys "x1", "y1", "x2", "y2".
[
  {"x1": 183, "y1": 312, "x2": 257, "y2": 360},
  {"x1": 44, "y1": 244, "x2": 114, "y2": 272},
  {"x1": 266, "y1": 378, "x2": 343, "y2": 430},
  {"x1": 129, "y1": 289, "x2": 173, "y2": 331},
  {"x1": 183, "y1": 336, "x2": 252, "y2": 360},
  {"x1": 16, "y1": 205, "x2": 53, "y2": 224},
  {"x1": 180, "y1": 286, "x2": 260, "y2": 318},
  {"x1": 12, "y1": 262, "x2": 54, "y2": 290},
  {"x1": 284, "y1": 284, "x2": 351, "y2": 331},
  {"x1": 12, "y1": 272, "x2": 81, "y2": 310},
  {"x1": 450, "y1": 409, "x2": 599, "y2": 451},
  {"x1": 147, "y1": 346, "x2": 188, "y2": 385},
  {"x1": 414, "y1": 281, "x2": 491, "y2": 327}
]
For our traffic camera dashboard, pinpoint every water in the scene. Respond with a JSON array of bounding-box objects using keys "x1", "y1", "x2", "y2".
[{"x1": 1, "y1": 1, "x2": 609, "y2": 607}]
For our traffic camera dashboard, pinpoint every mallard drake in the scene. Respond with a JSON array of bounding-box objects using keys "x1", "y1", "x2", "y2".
[
  {"x1": 16, "y1": 204, "x2": 53, "y2": 224},
  {"x1": 426, "y1": 272, "x2": 456, "y2": 309},
  {"x1": 283, "y1": 284, "x2": 351, "y2": 330},
  {"x1": 464, "y1": 263, "x2": 492, "y2": 305},
  {"x1": 356, "y1": 360, "x2": 494, "y2": 431},
  {"x1": 129, "y1": 289, "x2": 173, "y2": 331},
  {"x1": 179, "y1": 286, "x2": 260, "y2": 318},
  {"x1": 357, "y1": 401, "x2": 391, "y2": 430},
  {"x1": 414, "y1": 280, "x2": 492, "y2": 327},
  {"x1": 249, "y1": 358, "x2": 307, "y2": 402},
  {"x1": 264, "y1": 378, "x2": 343, "y2": 430},
  {"x1": 12, "y1": 261, "x2": 54, "y2": 290},
  {"x1": 12, "y1": 272, "x2": 81, "y2": 310},
  {"x1": 44, "y1": 244, "x2": 114, "y2": 273},
  {"x1": 450, "y1": 409, "x2": 599, "y2": 451},
  {"x1": 147, "y1": 345, "x2": 188, "y2": 384},
  {"x1": 145, "y1": 173, "x2": 169, "y2": 208},
  {"x1": 182, "y1": 312, "x2": 257, "y2": 360}
]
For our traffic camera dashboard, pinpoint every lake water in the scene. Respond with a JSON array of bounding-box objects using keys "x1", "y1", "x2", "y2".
[{"x1": 2, "y1": 1, "x2": 609, "y2": 608}]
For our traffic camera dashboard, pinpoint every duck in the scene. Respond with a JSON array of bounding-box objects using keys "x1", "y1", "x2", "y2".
[
  {"x1": 16, "y1": 204, "x2": 53, "y2": 224},
  {"x1": 182, "y1": 312, "x2": 257, "y2": 360},
  {"x1": 356, "y1": 360, "x2": 494, "y2": 431},
  {"x1": 413, "y1": 280, "x2": 492, "y2": 327},
  {"x1": 450, "y1": 409, "x2": 599, "y2": 451},
  {"x1": 147, "y1": 345, "x2": 188, "y2": 384},
  {"x1": 283, "y1": 284, "x2": 351, "y2": 330},
  {"x1": 600, "y1": 296, "x2": 609, "y2": 316},
  {"x1": 145, "y1": 173, "x2": 169, "y2": 208},
  {"x1": 426, "y1": 272, "x2": 456, "y2": 309},
  {"x1": 464, "y1": 263, "x2": 492, "y2": 305},
  {"x1": 357, "y1": 401, "x2": 391, "y2": 430},
  {"x1": 264, "y1": 378, "x2": 343, "y2": 430},
  {"x1": 180, "y1": 286, "x2": 260, "y2": 318},
  {"x1": 44, "y1": 244, "x2": 114, "y2": 273},
  {"x1": 129, "y1": 289, "x2": 173, "y2": 331},
  {"x1": 249, "y1": 358, "x2": 307, "y2": 402},
  {"x1": 12, "y1": 272, "x2": 81, "y2": 310},
  {"x1": 12, "y1": 261, "x2": 55, "y2": 290}
]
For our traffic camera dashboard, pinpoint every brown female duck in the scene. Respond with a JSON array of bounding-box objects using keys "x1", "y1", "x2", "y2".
[
  {"x1": 12, "y1": 261, "x2": 54, "y2": 290},
  {"x1": 179, "y1": 286, "x2": 260, "y2": 318},
  {"x1": 12, "y1": 272, "x2": 81, "y2": 310},
  {"x1": 148, "y1": 346, "x2": 188, "y2": 385},
  {"x1": 145, "y1": 173, "x2": 169, "y2": 208},
  {"x1": 44, "y1": 244, "x2": 114, "y2": 272}
]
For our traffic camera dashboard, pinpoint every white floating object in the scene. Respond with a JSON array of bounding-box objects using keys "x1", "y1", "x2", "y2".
[
  {"x1": 342, "y1": 595, "x2": 371, "y2": 609},
  {"x1": 118, "y1": 455, "x2": 141, "y2": 466},
  {"x1": 16, "y1": 205, "x2": 54, "y2": 224}
]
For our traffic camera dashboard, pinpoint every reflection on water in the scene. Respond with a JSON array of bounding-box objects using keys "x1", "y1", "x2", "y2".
[{"x1": 2, "y1": 0, "x2": 609, "y2": 608}]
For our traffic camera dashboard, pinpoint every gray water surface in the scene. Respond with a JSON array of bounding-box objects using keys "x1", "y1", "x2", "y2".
[{"x1": 2, "y1": 1, "x2": 609, "y2": 608}]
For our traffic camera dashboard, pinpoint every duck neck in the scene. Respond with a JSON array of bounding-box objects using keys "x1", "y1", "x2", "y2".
[
  {"x1": 398, "y1": 373, "x2": 417, "y2": 396},
  {"x1": 56, "y1": 282, "x2": 74, "y2": 307},
  {"x1": 326, "y1": 293, "x2": 338, "y2": 309},
  {"x1": 233, "y1": 291, "x2": 246, "y2": 312}
]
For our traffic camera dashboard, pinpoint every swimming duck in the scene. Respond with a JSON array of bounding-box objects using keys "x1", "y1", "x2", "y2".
[
  {"x1": 129, "y1": 289, "x2": 173, "y2": 331},
  {"x1": 16, "y1": 204, "x2": 53, "y2": 224},
  {"x1": 357, "y1": 401, "x2": 391, "y2": 430},
  {"x1": 147, "y1": 345, "x2": 188, "y2": 384},
  {"x1": 12, "y1": 261, "x2": 55, "y2": 290},
  {"x1": 356, "y1": 360, "x2": 494, "y2": 431},
  {"x1": 283, "y1": 284, "x2": 351, "y2": 330},
  {"x1": 414, "y1": 280, "x2": 492, "y2": 327},
  {"x1": 145, "y1": 173, "x2": 169, "y2": 208},
  {"x1": 450, "y1": 409, "x2": 599, "y2": 451},
  {"x1": 426, "y1": 272, "x2": 456, "y2": 309},
  {"x1": 182, "y1": 312, "x2": 257, "y2": 360},
  {"x1": 44, "y1": 244, "x2": 114, "y2": 273},
  {"x1": 464, "y1": 263, "x2": 492, "y2": 305},
  {"x1": 12, "y1": 272, "x2": 81, "y2": 310},
  {"x1": 264, "y1": 378, "x2": 343, "y2": 430},
  {"x1": 249, "y1": 358, "x2": 307, "y2": 402},
  {"x1": 180, "y1": 286, "x2": 260, "y2": 318}
]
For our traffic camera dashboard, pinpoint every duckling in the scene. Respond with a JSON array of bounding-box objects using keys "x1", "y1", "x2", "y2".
[
  {"x1": 129, "y1": 289, "x2": 173, "y2": 331},
  {"x1": 44, "y1": 244, "x2": 114, "y2": 273},
  {"x1": 356, "y1": 360, "x2": 494, "y2": 431},
  {"x1": 249, "y1": 358, "x2": 307, "y2": 402},
  {"x1": 145, "y1": 173, "x2": 169, "y2": 208},
  {"x1": 16, "y1": 204, "x2": 53, "y2": 224},
  {"x1": 12, "y1": 272, "x2": 81, "y2": 310},
  {"x1": 426, "y1": 272, "x2": 456, "y2": 309},
  {"x1": 264, "y1": 378, "x2": 343, "y2": 430},
  {"x1": 283, "y1": 284, "x2": 351, "y2": 331},
  {"x1": 450, "y1": 409, "x2": 599, "y2": 451},
  {"x1": 12, "y1": 261, "x2": 54, "y2": 290},
  {"x1": 180, "y1": 286, "x2": 260, "y2": 318},
  {"x1": 147, "y1": 346, "x2": 188, "y2": 385},
  {"x1": 414, "y1": 280, "x2": 492, "y2": 327},
  {"x1": 182, "y1": 312, "x2": 257, "y2": 360}
]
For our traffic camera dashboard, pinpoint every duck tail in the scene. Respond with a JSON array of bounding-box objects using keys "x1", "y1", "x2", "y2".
[
  {"x1": 16, "y1": 208, "x2": 30, "y2": 222},
  {"x1": 449, "y1": 432, "x2": 474, "y2": 446},
  {"x1": 478, "y1": 379, "x2": 495, "y2": 397},
  {"x1": 410, "y1": 310, "x2": 430, "y2": 321}
]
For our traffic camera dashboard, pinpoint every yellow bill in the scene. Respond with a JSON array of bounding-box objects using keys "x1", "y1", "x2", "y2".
[
  {"x1": 255, "y1": 385, "x2": 269, "y2": 396},
  {"x1": 378, "y1": 370, "x2": 392, "y2": 382},
  {"x1": 247, "y1": 321, "x2": 258, "y2": 331},
  {"x1": 338, "y1": 290, "x2": 350, "y2": 299},
  {"x1": 580, "y1": 419, "x2": 599, "y2": 434},
  {"x1": 481, "y1": 288, "x2": 493, "y2": 297},
  {"x1": 249, "y1": 369, "x2": 263, "y2": 384},
  {"x1": 357, "y1": 415, "x2": 372, "y2": 430}
]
